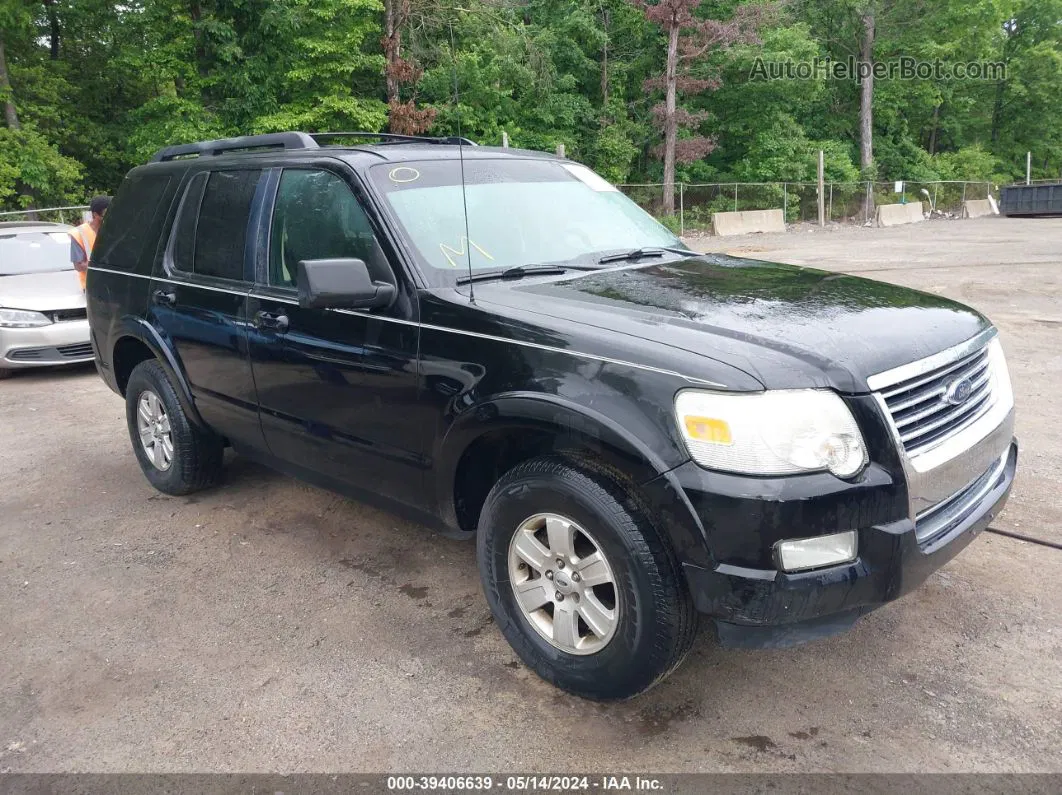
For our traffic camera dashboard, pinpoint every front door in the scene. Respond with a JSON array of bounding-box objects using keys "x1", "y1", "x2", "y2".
[
  {"x1": 150, "y1": 168, "x2": 264, "y2": 451},
  {"x1": 246, "y1": 167, "x2": 425, "y2": 507}
]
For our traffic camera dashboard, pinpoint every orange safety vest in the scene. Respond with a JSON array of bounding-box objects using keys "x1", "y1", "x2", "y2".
[{"x1": 69, "y1": 223, "x2": 97, "y2": 290}]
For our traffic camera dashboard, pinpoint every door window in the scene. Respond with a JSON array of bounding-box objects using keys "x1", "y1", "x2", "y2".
[
  {"x1": 268, "y1": 169, "x2": 385, "y2": 289},
  {"x1": 170, "y1": 169, "x2": 261, "y2": 282}
]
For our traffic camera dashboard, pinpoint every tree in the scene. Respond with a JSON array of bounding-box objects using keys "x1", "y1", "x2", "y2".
[
  {"x1": 634, "y1": 0, "x2": 769, "y2": 214},
  {"x1": 382, "y1": 0, "x2": 436, "y2": 134}
]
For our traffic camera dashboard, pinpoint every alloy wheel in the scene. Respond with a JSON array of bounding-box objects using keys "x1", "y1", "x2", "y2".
[{"x1": 507, "y1": 513, "x2": 619, "y2": 655}]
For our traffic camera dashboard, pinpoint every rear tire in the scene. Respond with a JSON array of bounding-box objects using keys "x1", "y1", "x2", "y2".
[
  {"x1": 125, "y1": 359, "x2": 223, "y2": 495},
  {"x1": 477, "y1": 456, "x2": 697, "y2": 701}
]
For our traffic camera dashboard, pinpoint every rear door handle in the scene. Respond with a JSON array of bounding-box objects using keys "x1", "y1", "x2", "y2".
[
  {"x1": 152, "y1": 289, "x2": 176, "y2": 307},
  {"x1": 254, "y1": 310, "x2": 289, "y2": 333}
]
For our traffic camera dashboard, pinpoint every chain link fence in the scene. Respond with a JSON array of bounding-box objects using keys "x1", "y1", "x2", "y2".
[
  {"x1": 618, "y1": 181, "x2": 997, "y2": 235},
  {"x1": 0, "y1": 206, "x2": 89, "y2": 225}
]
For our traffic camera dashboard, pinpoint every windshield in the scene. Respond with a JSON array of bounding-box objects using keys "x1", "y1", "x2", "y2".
[
  {"x1": 370, "y1": 158, "x2": 681, "y2": 283},
  {"x1": 0, "y1": 231, "x2": 73, "y2": 276}
]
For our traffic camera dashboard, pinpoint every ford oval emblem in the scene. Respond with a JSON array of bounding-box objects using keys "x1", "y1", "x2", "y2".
[{"x1": 943, "y1": 377, "x2": 974, "y2": 405}]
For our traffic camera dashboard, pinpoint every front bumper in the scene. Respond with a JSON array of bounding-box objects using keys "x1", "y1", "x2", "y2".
[
  {"x1": 0, "y1": 320, "x2": 93, "y2": 369},
  {"x1": 679, "y1": 441, "x2": 1017, "y2": 649}
]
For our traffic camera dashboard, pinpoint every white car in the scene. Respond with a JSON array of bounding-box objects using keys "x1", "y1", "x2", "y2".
[{"x1": 0, "y1": 221, "x2": 92, "y2": 379}]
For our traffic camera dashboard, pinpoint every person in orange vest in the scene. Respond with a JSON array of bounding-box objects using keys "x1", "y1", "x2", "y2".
[{"x1": 69, "y1": 195, "x2": 111, "y2": 291}]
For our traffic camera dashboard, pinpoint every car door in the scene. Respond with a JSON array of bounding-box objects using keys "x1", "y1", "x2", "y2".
[
  {"x1": 246, "y1": 166, "x2": 426, "y2": 507},
  {"x1": 150, "y1": 168, "x2": 265, "y2": 451}
]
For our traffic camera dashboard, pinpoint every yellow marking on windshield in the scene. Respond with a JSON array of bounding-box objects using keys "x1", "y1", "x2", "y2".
[{"x1": 440, "y1": 238, "x2": 494, "y2": 268}]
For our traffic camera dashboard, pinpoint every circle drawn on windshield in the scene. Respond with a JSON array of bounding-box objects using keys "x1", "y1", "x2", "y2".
[{"x1": 389, "y1": 167, "x2": 421, "y2": 184}]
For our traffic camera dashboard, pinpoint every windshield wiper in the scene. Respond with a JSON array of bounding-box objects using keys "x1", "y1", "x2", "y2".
[
  {"x1": 456, "y1": 263, "x2": 601, "y2": 285},
  {"x1": 597, "y1": 246, "x2": 692, "y2": 265}
]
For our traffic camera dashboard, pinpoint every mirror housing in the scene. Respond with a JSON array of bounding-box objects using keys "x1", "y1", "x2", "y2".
[{"x1": 296, "y1": 258, "x2": 396, "y2": 310}]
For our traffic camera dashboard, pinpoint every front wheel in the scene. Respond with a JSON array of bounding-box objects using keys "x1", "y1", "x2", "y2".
[{"x1": 477, "y1": 456, "x2": 697, "y2": 700}]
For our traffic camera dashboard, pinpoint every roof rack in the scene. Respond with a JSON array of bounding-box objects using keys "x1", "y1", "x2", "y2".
[
  {"x1": 150, "y1": 132, "x2": 319, "y2": 163},
  {"x1": 310, "y1": 132, "x2": 478, "y2": 147},
  {"x1": 149, "y1": 130, "x2": 479, "y2": 163}
]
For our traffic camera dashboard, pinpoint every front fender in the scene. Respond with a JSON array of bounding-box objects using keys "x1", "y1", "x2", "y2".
[
  {"x1": 434, "y1": 392, "x2": 715, "y2": 567},
  {"x1": 115, "y1": 316, "x2": 208, "y2": 431}
]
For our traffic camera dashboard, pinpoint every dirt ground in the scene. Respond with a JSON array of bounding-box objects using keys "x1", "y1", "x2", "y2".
[{"x1": 1, "y1": 216, "x2": 1060, "y2": 773}]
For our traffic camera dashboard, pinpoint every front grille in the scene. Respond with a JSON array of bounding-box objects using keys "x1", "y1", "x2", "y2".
[
  {"x1": 57, "y1": 342, "x2": 93, "y2": 358},
  {"x1": 880, "y1": 345, "x2": 994, "y2": 456},
  {"x1": 50, "y1": 308, "x2": 87, "y2": 322},
  {"x1": 915, "y1": 452, "x2": 1008, "y2": 544},
  {"x1": 6, "y1": 343, "x2": 93, "y2": 362}
]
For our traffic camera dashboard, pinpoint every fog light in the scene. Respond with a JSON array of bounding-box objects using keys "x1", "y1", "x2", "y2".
[{"x1": 776, "y1": 531, "x2": 858, "y2": 572}]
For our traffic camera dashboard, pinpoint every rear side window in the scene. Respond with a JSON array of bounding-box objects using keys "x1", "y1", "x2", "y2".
[
  {"x1": 169, "y1": 169, "x2": 261, "y2": 282},
  {"x1": 93, "y1": 174, "x2": 172, "y2": 271}
]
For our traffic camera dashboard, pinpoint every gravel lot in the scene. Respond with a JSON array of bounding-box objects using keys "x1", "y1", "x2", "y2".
[{"x1": 1, "y1": 216, "x2": 1060, "y2": 773}]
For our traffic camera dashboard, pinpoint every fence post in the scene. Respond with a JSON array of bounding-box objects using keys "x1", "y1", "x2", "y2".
[
  {"x1": 679, "y1": 183, "x2": 685, "y2": 236},
  {"x1": 734, "y1": 184, "x2": 738, "y2": 212},
  {"x1": 1026, "y1": 151, "x2": 1031, "y2": 185},
  {"x1": 502, "y1": 131, "x2": 509, "y2": 148},
  {"x1": 865, "y1": 181, "x2": 871, "y2": 225},
  {"x1": 556, "y1": 143, "x2": 565, "y2": 158},
  {"x1": 933, "y1": 183, "x2": 938, "y2": 213},
  {"x1": 828, "y1": 183, "x2": 833, "y2": 222},
  {"x1": 817, "y1": 150, "x2": 825, "y2": 227},
  {"x1": 961, "y1": 182, "x2": 967, "y2": 205},
  {"x1": 783, "y1": 182, "x2": 787, "y2": 222}
]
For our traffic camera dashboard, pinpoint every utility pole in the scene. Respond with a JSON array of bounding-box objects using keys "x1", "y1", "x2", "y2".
[{"x1": 817, "y1": 150, "x2": 825, "y2": 226}]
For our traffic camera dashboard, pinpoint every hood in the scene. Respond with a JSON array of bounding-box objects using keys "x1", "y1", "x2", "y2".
[
  {"x1": 476, "y1": 255, "x2": 990, "y2": 392},
  {"x1": 0, "y1": 270, "x2": 85, "y2": 312}
]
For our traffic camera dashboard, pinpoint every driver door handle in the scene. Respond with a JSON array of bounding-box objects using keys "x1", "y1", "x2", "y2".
[{"x1": 254, "y1": 310, "x2": 289, "y2": 333}]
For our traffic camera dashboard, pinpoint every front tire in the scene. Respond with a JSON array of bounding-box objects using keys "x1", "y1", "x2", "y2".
[
  {"x1": 477, "y1": 456, "x2": 697, "y2": 700},
  {"x1": 125, "y1": 359, "x2": 223, "y2": 495}
]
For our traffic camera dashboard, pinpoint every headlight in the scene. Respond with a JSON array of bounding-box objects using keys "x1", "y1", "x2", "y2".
[
  {"x1": 0, "y1": 308, "x2": 52, "y2": 328},
  {"x1": 675, "y1": 388, "x2": 868, "y2": 477},
  {"x1": 986, "y1": 336, "x2": 1013, "y2": 412}
]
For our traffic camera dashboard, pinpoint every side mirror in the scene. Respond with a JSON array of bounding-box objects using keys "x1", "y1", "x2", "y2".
[{"x1": 296, "y1": 258, "x2": 396, "y2": 310}]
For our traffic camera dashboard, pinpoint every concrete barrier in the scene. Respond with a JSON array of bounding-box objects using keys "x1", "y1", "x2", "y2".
[
  {"x1": 712, "y1": 208, "x2": 786, "y2": 237},
  {"x1": 876, "y1": 202, "x2": 926, "y2": 227},
  {"x1": 962, "y1": 199, "x2": 997, "y2": 218}
]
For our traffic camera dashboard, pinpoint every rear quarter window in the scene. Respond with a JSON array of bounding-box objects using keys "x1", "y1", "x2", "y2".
[{"x1": 92, "y1": 174, "x2": 173, "y2": 272}]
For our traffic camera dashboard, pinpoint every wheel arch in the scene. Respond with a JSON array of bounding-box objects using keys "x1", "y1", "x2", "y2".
[
  {"x1": 440, "y1": 392, "x2": 679, "y2": 535},
  {"x1": 112, "y1": 317, "x2": 207, "y2": 430}
]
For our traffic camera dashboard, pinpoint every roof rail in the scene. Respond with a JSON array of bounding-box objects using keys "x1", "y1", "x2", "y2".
[
  {"x1": 310, "y1": 132, "x2": 478, "y2": 147},
  {"x1": 150, "y1": 132, "x2": 319, "y2": 163}
]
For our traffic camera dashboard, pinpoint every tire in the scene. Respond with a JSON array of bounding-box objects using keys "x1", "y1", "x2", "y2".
[
  {"x1": 125, "y1": 359, "x2": 224, "y2": 495},
  {"x1": 0, "y1": 368, "x2": 12, "y2": 380},
  {"x1": 477, "y1": 456, "x2": 697, "y2": 701}
]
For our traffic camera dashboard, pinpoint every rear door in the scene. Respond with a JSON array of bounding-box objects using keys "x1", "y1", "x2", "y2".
[
  {"x1": 150, "y1": 168, "x2": 266, "y2": 451},
  {"x1": 246, "y1": 166, "x2": 426, "y2": 507}
]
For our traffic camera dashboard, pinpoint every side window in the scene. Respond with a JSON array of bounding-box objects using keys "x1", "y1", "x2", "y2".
[
  {"x1": 171, "y1": 173, "x2": 207, "y2": 274},
  {"x1": 194, "y1": 170, "x2": 261, "y2": 281},
  {"x1": 170, "y1": 169, "x2": 261, "y2": 282},
  {"x1": 268, "y1": 169, "x2": 384, "y2": 289},
  {"x1": 93, "y1": 174, "x2": 172, "y2": 271}
]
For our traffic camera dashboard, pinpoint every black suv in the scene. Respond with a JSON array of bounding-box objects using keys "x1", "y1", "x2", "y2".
[{"x1": 87, "y1": 132, "x2": 1017, "y2": 700}]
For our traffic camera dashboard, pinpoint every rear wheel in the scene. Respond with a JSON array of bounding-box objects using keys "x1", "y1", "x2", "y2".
[
  {"x1": 125, "y1": 359, "x2": 223, "y2": 495},
  {"x1": 477, "y1": 456, "x2": 697, "y2": 700}
]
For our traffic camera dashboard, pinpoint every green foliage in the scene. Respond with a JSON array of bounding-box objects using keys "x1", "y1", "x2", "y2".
[
  {"x1": 0, "y1": 126, "x2": 84, "y2": 207},
  {"x1": 1, "y1": 0, "x2": 1062, "y2": 212}
]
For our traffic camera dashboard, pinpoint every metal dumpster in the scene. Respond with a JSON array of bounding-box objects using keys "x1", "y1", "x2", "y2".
[{"x1": 1000, "y1": 183, "x2": 1062, "y2": 216}]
